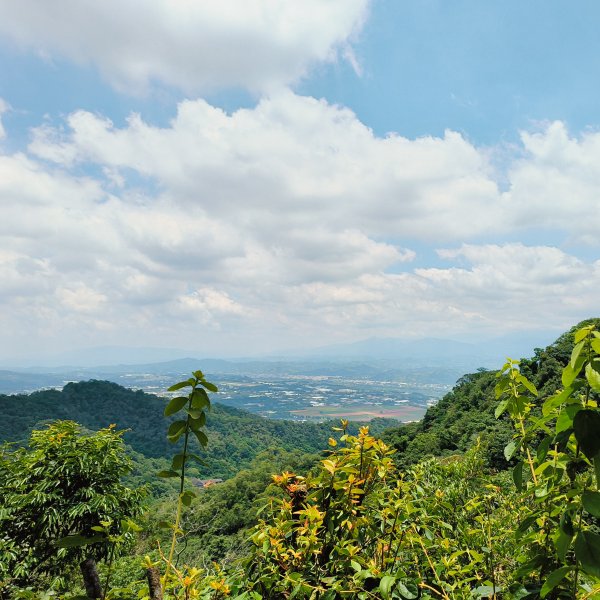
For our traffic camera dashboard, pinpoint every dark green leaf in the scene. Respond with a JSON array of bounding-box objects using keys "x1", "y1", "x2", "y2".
[
  {"x1": 560, "y1": 511, "x2": 574, "y2": 536},
  {"x1": 181, "y1": 490, "x2": 196, "y2": 507},
  {"x1": 199, "y1": 380, "x2": 218, "y2": 393},
  {"x1": 192, "y1": 429, "x2": 208, "y2": 447},
  {"x1": 164, "y1": 396, "x2": 188, "y2": 417},
  {"x1": 583, "y1": 490, "x2": 600, "y2": 517},
  {"x1": 574, "y1": 530, "x2": 600, "y2": 577},
  {"x1": 556, "y1": 404, "x2": 581, "y2": 434},
  {"x1": 573, "y1": 410, "x2": 600, "y2": 459},
  {"x1": 555, "y1": 529, "x2": 573, "y2": 562},
  {"x1": 157, "y1": 469, "x2": 179, "y2": 478},
  {"x1": 171, "y1": 454, "x2": 185, "y2": 470},
  {"x1": 504, "y1": 440, "x2": 517, "y2": 461},
  {"x1": 186, "y1": 408, "x2": 206, "y2": 422},
  {"x1": 513, "y1": 462, "x2": 523, "y2": 491},
  {"x1": 193, "y1": 370, "x2": 204, "y2": 379},
  {"x1": 56, "y1": 534, "x2": 103, "y2": 548},
  {"x1": 396, "y1": 582, "x2": 419, "y2": 599},
  {"x1": 167, "y1": 380, "x2": 194, "y2": 392},
  {"x1": 536, "y1": 435, "x2": 552, "y2": 462},
  {"x1": 540, "y1": 566, "x2": 571, "y2": 598},
  {"x1": 495, "y1": 399, "x2": 509, "y2": 419},
  {"x1": 187, "y1": 453, "x2": 207, "y2": 466},
  {"x1": 167, "y1": 420, "x2": 187, "y2": 443},
  {"x1": 379, "y1": 575, "x2": 395, "y2": 599},
  {"x1": 189, "y1": 416, "x2": 207, "y2": 432},
  {"x1": 191, "y1": 388, "x2": 210, "y2": 410}
]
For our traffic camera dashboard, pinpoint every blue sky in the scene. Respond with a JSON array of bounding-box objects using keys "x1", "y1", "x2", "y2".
[{"x1": 0, "y1": 0, "x2": 599, "y2": 362}]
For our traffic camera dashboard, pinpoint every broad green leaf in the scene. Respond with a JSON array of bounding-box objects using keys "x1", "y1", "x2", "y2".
[
  {"x1": 582, "y1": 490, "x2": 600, "y2": 517},
  {"x1": 512, "y1": 462, "x2": 523, "y2": 491},
  {"x1": 473, "y1": 586, "x2": 495, "y2": 599},
  {"x1": 199, "y1": 380, "x2": 218, "y2": 393},
  {"x1": 504, "y1": 440, "x2": 517, "y2": 461},
  {"x1": 187, "y1": 452, "x2": 207, "y2": 466},
  {"x1": 396, "y1": 582, "x2": 419, "y2": 599},
  {"x1": 555, "y1": 529, "x2": 573, "y2": 561},
  {"x1": 350, "y1": 560, "x2": 361, "y2": 572},
  {"x1": 189, "y1": 415, "x2": 206, "y2": 432},
  {"x1": 180, "y1": 489, "x2": 196, "y2": 506},
  {"x1": 191, "y1": 388, "x2": 210, "y2": 409},
  {"x1": 516, "y1": 513, "x2": 539, "y2": 539},
  {"x1": 543, "y1": 387, "x2": 573, "y2": 417},
  {"x1": 536, "y1": 435, "x2": 552, "y2": 462},
  {"x1": 167, "y1": 380, "x2": 194, "y2": 392},
  {"x1": 574, "y1": 530, "x2": 600, "y2": 577},
  {"x1": 586, "y1": 362, "x2": 600, "y2": 392},
  {"x1": 167, "y1": 420, "x2": 187, "y2": 443},
  {"x1": 575, "y1": 326, "x2": 593, "y2": 343},
  {"x1": 570, "y1": 340, "x2": 585, "y2": 369},
  {"x1": 157, "y1": 469, "x2": 179, "y2": 478},
  {"x1": 379, "y1": 575, "x2": 395, "y2": 599},
  {"x1": 171, "y1": 453, "x2": 185, "y2": 470},
  {"x1": 573, "y1": 409, "x2": 600, "y2": 459},
  {"x1": 592, "y1": 338, "x2": 600, "y2": 354},
  {"x1": 193, "y1": 369, "x2": 204, "y2": 379},
  {"x1": 540, "y1": 566, "x2": 571, "y2": 598},
  {"x1": 192, "y1": 429, "x2": 208, "y2": 447},
  {"x1": 556, "y1": 404, "x2": 581, "y2": 434},
  {"x1": 516, "y1": 373, "x2": 538, "y2": 396},
  {"x1": 56, "y1": 534, "x2": 103, "y2": 548},
  {"x1": 560, "y1": 511, "x2": 574, "y2": 536},
  {"x1": 186, "y1": 408, "x2": 206, "y2": 422},
  {"x1": 562, "y1": 363, "x2": 578, "y2": 388},
  {"x1": 164, "y1": 396, "x2": 188, "y2": 417},
  {"x1": 495, "y1": 399, "x2": 509, "y2": 419}
]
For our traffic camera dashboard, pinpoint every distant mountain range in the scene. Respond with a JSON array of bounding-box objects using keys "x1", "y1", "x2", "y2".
[{"x1": 0, "y1": 330, "x2": 558, "y2": 395}]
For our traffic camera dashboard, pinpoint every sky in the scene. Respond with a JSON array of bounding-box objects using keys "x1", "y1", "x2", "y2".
[{"x1": 0, "y1": 0, "x2": 599, "y2": 362}]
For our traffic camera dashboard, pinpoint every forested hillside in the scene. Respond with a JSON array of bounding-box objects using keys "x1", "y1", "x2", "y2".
[
  {"x1": 382, "y1": 319, "x2": 599, "y2": 470},
  {"x1": 0, "y1": 380, "x2": 393, "y2": 479},
  {"x1": 2, "y1": 320, "x2": 600, "y2": 598}
]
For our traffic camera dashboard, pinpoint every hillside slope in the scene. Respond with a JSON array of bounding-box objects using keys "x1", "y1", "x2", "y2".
[{"x1": 381, "y1": 318, "x2": 600, "y2": 468}]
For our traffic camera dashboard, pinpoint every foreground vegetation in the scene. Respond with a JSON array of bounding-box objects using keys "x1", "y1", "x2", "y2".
[{"x1": 1, "y1": 320, "x2": 599, "y2": 598}]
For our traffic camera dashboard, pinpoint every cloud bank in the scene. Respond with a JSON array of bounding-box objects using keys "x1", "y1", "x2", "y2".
[
  {"x1": 0, "y1": 92, "x2": 598, "y2": 357},
  {"x1": 0, "y1": 0, "x2": 369, "y2": 94}
]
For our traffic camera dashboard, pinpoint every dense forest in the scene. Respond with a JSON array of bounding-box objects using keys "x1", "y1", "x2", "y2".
[{"x1": 1, "y1": 319, "x2": 599, "y2": 599}]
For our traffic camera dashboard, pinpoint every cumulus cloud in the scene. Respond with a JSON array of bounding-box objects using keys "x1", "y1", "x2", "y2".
[
  {"x1": 29, "y1": 92, "x2": 503, "y2": 242},
  {"x1": 504, "y1": 121, "x2": 600, "y2": 243},
  {"x1": 0, "y1": 0, "x2": 369, "y2": 93},
  {"x1": 0, "y1": 98, "x2": 8, "y2": 139},
  {"x1": 2, "y1": 94, "x2": 600, "y2": 356}
]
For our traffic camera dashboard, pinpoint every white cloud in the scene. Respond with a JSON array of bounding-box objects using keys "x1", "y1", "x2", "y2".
[
  {"x1": 504, "y1": 121, "x2": 600, "y2": 242},
  {"x1": 0, "y1": 0, "x2": 369, "y2": 93},
  {"x1": 2, "y1": 95, "x2": 600, "y2": 356},
  {"x1": 0, "y1": 98, "x2": 8, "y2": 139},
  {"x1": 28, "y1": 92, "x2": 503, "y2": 242}
]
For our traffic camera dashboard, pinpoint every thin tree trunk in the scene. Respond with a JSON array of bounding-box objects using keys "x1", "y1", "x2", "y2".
[
  {"x1": 80, "y1": 558, "x2": 103, "y2": 599},
  {"x1": 146, "y1": 567, "x2": 163, "y2": 600}
]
